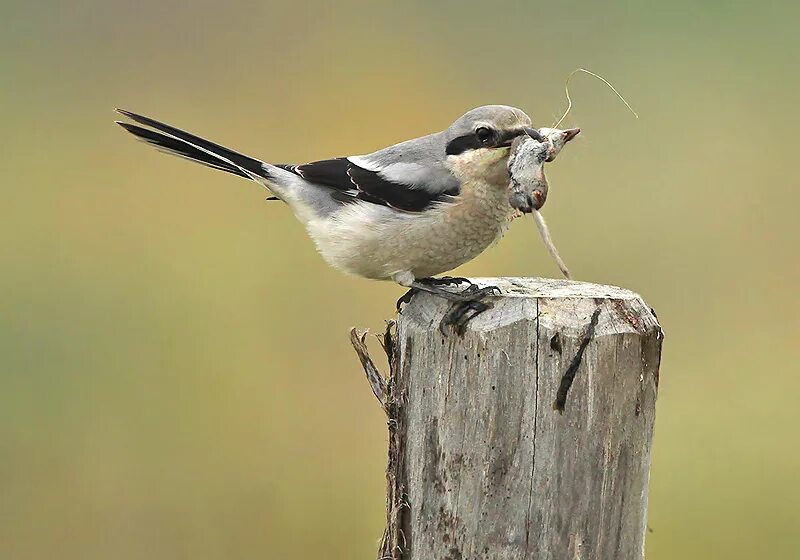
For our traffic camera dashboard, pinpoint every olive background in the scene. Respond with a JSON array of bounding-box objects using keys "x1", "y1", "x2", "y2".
[{"x1": 2, "y1": 1, "x2": 798, "y2": 558}]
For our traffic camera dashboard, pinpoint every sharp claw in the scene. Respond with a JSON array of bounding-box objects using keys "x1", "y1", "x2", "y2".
[
  {"x1": 396, "y1": 288, "x2": 418, "y2": 311},
  {"x1": 427, "y1": 276, "x2": 470, "y2": 287},
  {"x1": 407, "y1": 279, "x2": 500, "y2": 336},
  {"x1": 461, "y1": 285, "x2": 501, "y2": 299},
  {"x1": 452, "y1": 300, "x2": 489, "y2": 336},
  {"x1": 437, "y1": 288, "x2": 497, "y2": 336}
]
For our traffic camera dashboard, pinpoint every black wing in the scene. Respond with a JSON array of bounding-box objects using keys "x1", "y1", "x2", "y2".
[{"x1": 283, "y1": 158, "x2": 458, "y2": 212}]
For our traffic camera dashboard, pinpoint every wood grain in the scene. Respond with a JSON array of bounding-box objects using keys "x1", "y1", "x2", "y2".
[{"x1": 380, "y1": 277, "x2": 662, "y2": 560}]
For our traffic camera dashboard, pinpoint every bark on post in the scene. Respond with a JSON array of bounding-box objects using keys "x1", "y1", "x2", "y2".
[{"x1": 359, "y1": 277, "x2": 663, "y2": 560}]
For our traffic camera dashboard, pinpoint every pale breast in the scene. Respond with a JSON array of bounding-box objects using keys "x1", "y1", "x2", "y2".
[{"x1": 307, "y1": 175, "x2": 514, "y2": 281}]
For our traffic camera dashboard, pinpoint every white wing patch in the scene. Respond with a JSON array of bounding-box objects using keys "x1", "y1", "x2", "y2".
[{"x1": 348, "y1": 157, "x2": 459, "y2": 194}]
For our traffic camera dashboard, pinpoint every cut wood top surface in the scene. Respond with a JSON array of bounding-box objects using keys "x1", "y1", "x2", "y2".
[
  {"x1": 399, "y1": 277, "x2": 662, "y2": 337},
  {"x1": 462, "y1": 277, "x2": 643, "y2": 300}
]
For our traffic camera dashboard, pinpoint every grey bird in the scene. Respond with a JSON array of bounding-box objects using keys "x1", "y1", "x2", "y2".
[{"x1": 115, "y1": 106, "x2": 579, "y2": 332}]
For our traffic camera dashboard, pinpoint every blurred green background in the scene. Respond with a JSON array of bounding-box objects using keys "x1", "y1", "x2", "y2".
[{"x1": 1, "y1": 1, "x2": 798, "y2": 558}]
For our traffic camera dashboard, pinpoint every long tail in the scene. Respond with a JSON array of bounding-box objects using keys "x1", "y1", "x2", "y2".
[{"x1": 115, "y1": 109, "x2": 273, "y2": 183}]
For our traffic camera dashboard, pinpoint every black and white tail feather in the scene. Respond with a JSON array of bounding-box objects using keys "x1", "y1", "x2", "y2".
[{"x1": 114, "y1": 109, "x2": 275, "y2": 185}]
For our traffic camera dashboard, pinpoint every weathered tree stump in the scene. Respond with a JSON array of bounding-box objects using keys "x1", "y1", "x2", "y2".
[{"x1": 353, "y1": 277, "x2": 663, "y2": 560}]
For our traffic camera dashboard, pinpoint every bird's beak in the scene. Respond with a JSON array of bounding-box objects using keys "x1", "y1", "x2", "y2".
[
  {"x1": 562, "y1": 127, "x2": 581, "y2": 142},
  {"x1": 523, "y1": 127, "x2": 545, "y2": 142}
]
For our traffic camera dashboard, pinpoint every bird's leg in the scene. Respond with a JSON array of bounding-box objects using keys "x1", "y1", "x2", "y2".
[
  {"x1": 395, "y1": 277, "x2": 470, "y2": 310},
  {"x1": 407, "y1": 278, "x2": 501, "y2": 336},
  {"x1": 409, "y1": 277, "x2": 497, "y2": 302}
]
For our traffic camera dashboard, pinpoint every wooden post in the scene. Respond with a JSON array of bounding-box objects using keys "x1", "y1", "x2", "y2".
[{"x1": 353, "y1": 278, "x2": 663, "y2": 560}]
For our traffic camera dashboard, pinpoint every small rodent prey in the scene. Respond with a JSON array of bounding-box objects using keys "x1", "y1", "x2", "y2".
[{"x1": 507, "y1": 128, "x2": 579, "y2": 279}]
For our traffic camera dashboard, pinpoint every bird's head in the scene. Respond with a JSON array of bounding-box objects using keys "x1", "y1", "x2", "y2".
[{"x1": 443, "y1": 105, "x2": 546, "y2": 183}]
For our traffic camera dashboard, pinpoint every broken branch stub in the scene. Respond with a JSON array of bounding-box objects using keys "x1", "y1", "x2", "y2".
[{"x1": 349, "y1": 327, "x2": 389, "y2": 410}]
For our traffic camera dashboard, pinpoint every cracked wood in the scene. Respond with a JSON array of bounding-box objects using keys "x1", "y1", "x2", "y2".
[{"x1": 387, "y1": 277, "x2": 663, "y2": 560}]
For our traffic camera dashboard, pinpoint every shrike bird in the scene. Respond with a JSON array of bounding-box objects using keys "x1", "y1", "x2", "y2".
[{"x1": 115, "y1": 106, "x2": 578, "y2": 333}]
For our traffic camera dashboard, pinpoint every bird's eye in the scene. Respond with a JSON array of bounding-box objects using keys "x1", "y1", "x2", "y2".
[{"x1": 475, "y1": 126, "x2": 494, "y2": 145}]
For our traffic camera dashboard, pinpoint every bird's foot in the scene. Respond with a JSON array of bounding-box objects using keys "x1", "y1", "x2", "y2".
[
  {"x1": 396, "y1": 277, "x2": 471, "y2": 311},
  {"x1": 426, "y1": 276, "x2": 471, "y2": 287},
  {"x1": 401, "y1": 278, "x2": 500, "y2": 336},
  {"x1": 438, "y1": 284, "x2": 501, "y2": 336}
]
